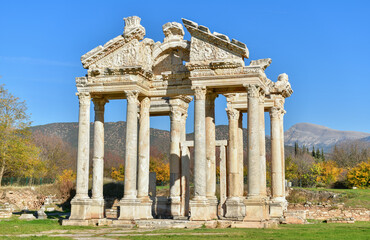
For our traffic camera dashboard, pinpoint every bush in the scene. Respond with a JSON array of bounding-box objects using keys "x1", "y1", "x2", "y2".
[
  {"x1": 57, "y1": 169, "x2": 76, "y2": 200},
  {"x1": 346, "y1": 161, "x2": 370, "y2": 189}
]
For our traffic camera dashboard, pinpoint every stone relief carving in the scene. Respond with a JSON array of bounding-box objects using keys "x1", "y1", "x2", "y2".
[
  {"x1": 249, "y1": 58, "x2": 272, "y2": 70},
  {"x1": 190, "y1": 37, "x2": 240, "y2": 63},
  {"x1": 123, "y1": 16, "x2": 145, "y2": 42}
]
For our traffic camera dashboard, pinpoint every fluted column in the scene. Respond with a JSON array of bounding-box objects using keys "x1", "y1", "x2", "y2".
[
  {"x1": 206, "y1": 93, "x2": 217, "y2": 199},
  {"x1": 247, "y1": 85, "x2": 261, "y2": 199},
  {"x1": 70, "y1": 92, "x2": 92, "y2": 221},
  {"x1": 92, "y1": 98, "x2": 107, "y2": 201},
  {"x1": 137, "y1": 97, "x2": 150, "y2": 199},
  {"x1": 226, "y1": 107, "x2": 239, "y2": 199},
  {"x1": 206, "y1": 92, "x2": 218, "y2": 218},
  {"x1": 193, "y1": 87, "x2": 207, "y2": 199},
  {"x1": 270, "y1": 107, "x2": 283, "y2": 201},
  {"x1": 259, "y1": 95, "x2": 267, "y2": 197},
  {"x1": 238, "y1": 113, "x2": 244, "y2": 197},
  {"x1": 75, "y1": 93, "x2": 91, "y2": 200},
  {"x1": 190, "y1": 86, "x2": 209, "y2": 221},
  {"x1": 123, "y1": 91, "x2": 139, "y2": 199},
  {"x1": 280, "y1": 109, "x2": 286, "y2": 198},
  {"x1": 169, "y1": 107, "x2": 182, "y2": 217}
]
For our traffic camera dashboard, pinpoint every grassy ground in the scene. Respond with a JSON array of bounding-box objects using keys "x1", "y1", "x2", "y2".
[
  {"x1": 296, "y1": 187, "x2": 370, "y2": 208},
  {"x1": 0, "y1": 218, "x2": 369, "y2": 240}
]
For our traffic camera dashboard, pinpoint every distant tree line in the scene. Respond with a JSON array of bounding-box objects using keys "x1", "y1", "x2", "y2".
[{"x1": 287, "y1": 141, "x2": 370, "y2": 188}]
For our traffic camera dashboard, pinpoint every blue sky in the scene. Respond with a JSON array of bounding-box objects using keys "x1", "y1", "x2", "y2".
[{"x1": 1, "y1": 0, "x2": 369, "y2": 133}]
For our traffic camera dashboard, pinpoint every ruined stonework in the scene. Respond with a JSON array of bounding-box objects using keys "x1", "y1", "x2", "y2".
[{"x1": 63, "y1": 16, "x2": 293, "y2": 228}]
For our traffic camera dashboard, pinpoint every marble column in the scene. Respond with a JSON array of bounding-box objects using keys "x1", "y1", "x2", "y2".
[
  {"x1": 189, "y1": 86, "x2": 210, "y2": 220},
  {"x1": 180, "y1": 113, "x2": 188, "y2": 216},
  {"x1": 206, "y1": 92, "x2": 218, "y2": 219},
  {"x1": 119, "y1": 90, "x2": 140, "y2": 220},
  {"x1": 238, "y1": 113, "x2": 244, "y2": 197},
  {"x1": 258, "y1": 95, "x2": 267, "y2": 198},
  {"x1": 225, "y1": 107, "x2": 243, "y2": 219},
  {"x1": 70, "y1": 92, "x2": 92, "y2": 220},
  {"x1": 270, "y1": 107, "x2": 283, "y2": 201},
  {"x1": 137, "y1": 97, "x2": 152, "y2": 219},
  {"x1": 280, "y1": 109, "x2": 286, "y2": 198},
  {"x1": 219, "y1": 144, "x2": 227, "y2": 217},
  {"x1": 244, "y1": 85, "x2": 268, "y2": 221},
  {"x1": 91, "y1": 97, "x2": 107, "y2": 219},
  {"x1": 169, "y1": 107, "x2": 182, "y2": 217},
  {"x1": 247, "y1": 85, "x2": 261, "y2": 199}
]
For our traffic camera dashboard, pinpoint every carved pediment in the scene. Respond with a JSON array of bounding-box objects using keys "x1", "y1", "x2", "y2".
[
  {"x1": 81, "y1": 16, "x2": 154, "y2": 71},
  {"x1": 182, "y1": 18, "x2": 249, "y2": 69}
]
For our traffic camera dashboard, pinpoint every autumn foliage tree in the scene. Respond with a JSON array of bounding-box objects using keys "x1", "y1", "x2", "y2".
[{"x1": 0, "y1": 84, "x2": 41, "y2": 186}]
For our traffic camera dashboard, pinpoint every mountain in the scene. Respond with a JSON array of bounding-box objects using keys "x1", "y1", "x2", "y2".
[
  {"x1": 284, "y1": 123, "x2": 370, "y2": 151},
  {"x1": 31, "y1": 122, "x2": 292, "y2": 165}
]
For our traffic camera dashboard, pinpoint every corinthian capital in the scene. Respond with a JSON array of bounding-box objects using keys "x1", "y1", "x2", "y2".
[
  {"x1": 170, "y1": 108, "x2": 183, "y2": 122},
  {"x1": 140, "y1": 97, "x2": 151, "y2": 110},
  {"x1": 245, "y1": 84, "x2": 260, "y2": 98},
  {"x1": 226, "y1": 107, "x2": 240, "y2": 121},
  {"x1": 124, "y1": 90, "x2": 139, "y2": 104},
  {"x1": 93, "y1": 98, "x2": 108, "y2": 112},
  {"x1": 192, "y1": 86, "x2": 207, "y2": 100},
  {"x1": 269, "y1": 107, "x2": 281, "y2": 119},
  {"x1": 77, "y1": 92, "x2": 91, "y2": 106}
]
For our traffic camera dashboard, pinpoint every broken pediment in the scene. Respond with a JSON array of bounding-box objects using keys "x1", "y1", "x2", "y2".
[
  {"x1": 81, "y1": 16, "x2": 154, "y2": 71},
  {"x1": 182, "y1": 19, "x2": 249, "y2": 68}
]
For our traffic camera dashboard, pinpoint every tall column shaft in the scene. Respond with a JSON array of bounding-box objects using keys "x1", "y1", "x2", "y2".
[
  {"x1": 259, "y1": 97, "x2": 267, "y2": 197},
  {"x1": 206, "y1": 93, "x2": 217, "y2": 199},
  {"x1": 137, "y1": 97, "x2": 150, "y2": 199},
  {"x1": 238, "y1": 113, "x2": 244, "y2": 197},
  {"x1": 193, "y1": 87, "x2": 207, "y2": 199},
  {"x1": 247, "y1": 85, "x2": 261, "y2": 198},
  {"x1": 226, "y1": 107, "x2": 239, "y2": 198},
  {"x1": 170, "y1": 108, "x2": 182, "y2": 200},
  {"x1": 92, "y1": 98, "x2": 107, "y2": 200},
  {"x1": 280, "y1": 109, "x2": 286, "y2": 197},
  {"x1": 75, "y1": 93, "x2": 91, "y2": 200},
  {"x1": 270, "y1": 107, "x2": 283, "y2": 200},
  {"x1": 123, "y1": 91, "x2": 139, "y2": 199}
]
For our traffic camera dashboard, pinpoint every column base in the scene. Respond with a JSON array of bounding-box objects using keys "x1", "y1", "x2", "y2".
[
  {"x1": 244, "y1": 197, "x2": 269, "y2": 222},
  {"x1": 207, "y1": 196, "x2": 218, "y2": 220},
  {"x1": 189, "y1": 197, "x2": 210, "y2": 221},
  {"x1": 69, "y1": 197, "x2": 92, "y2": 220},
  {"x1": 269, "y1": 198, "x2": 287, "y2": 219},
  {"x1": 169, "y1": 196, "x2": 182, "y2": 218},
  {"x1": 137, "y1": 197, "x2": 153, "y2": 219},
  {"x1": 225, "y1": 197, "x2": 245, "y2": 220},
  {"x1": 90, "y1": 198, "x2": 105, "y2": 219},
  {"x1": 118, "y1": 198, "x2": 140, "y2": 220}
]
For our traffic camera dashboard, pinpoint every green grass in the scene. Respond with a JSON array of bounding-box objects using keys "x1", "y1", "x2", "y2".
[
  {"x1": 301, "y1": 187, "x2": 370, "y2": 208},
  {"x1": 0, "y1": 218, "x2": 93, "y2": 235},
  {"x1": 114, "y1": 222, "x2": 370, "y2": 239},
  {"x1": 0, "y1": 218, "x2": 369, "y2": 240}
]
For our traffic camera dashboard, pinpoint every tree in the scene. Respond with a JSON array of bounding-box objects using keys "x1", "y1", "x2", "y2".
[
  {"x1": 0, "y1": 84, "x2": 40, "y2": 186},
  {"x1": 32, "y1": 131, "x2": 76, "y2": 178}
]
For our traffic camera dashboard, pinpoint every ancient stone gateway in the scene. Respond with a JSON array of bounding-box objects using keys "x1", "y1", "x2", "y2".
[{"x1": 63, "y1": 16, "x2": 293, "y2": 227}]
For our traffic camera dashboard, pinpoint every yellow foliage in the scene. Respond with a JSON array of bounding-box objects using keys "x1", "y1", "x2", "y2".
[
  {"x1": 111, "y1": 164, "x2": 124, "y2": 181},
  {"x1": 57, "y1": 169, "x2": 76, "y2": 200},
  {"x1": 150, "y1": 157, "x2": 169, "y2": 184},
  {"x1": 312, "y1": 160, "x2": 343, "y2": 185},
  {"x1": 347, "y1": 161, "x2": 370, "y2": 188},
  {"x1": 57, "y1": 169, "x2": 76, "y2": 183}
]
